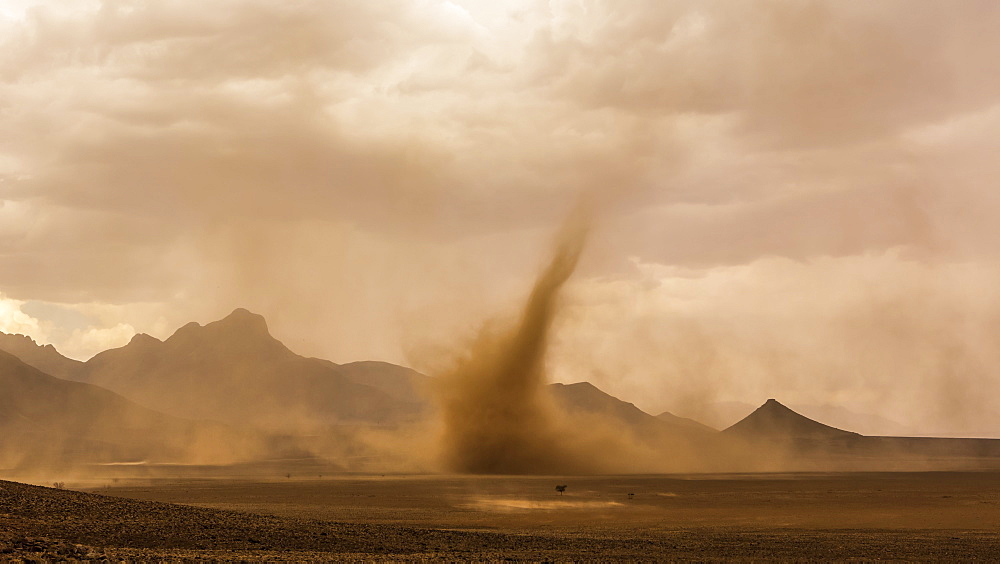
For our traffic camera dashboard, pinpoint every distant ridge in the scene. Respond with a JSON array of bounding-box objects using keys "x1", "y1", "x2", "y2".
[
  {"x1": 550, "y1": 382, "x2": 652, "y2": 428},
  {"x1": 656, "y1": 410, "x2": 717, "y2": 433},
  {"x1": 549, "y1": 381, "x2": 716, "y2": 440},
  {"x1": 723, "y1": 398, "x2": 860, "y2": 440},
  {"x1": 0, "y1": 349, "x2": 254, "y2": 469},
  {"x1": 4, "y1": 310, "x2": 708, "y2": 438},
  {"x1": 74, "y1": 308, "x2": 426, "y2": 430},
  {"x1": 0, "y1": 332, "x2": 83, "y2": 380}
]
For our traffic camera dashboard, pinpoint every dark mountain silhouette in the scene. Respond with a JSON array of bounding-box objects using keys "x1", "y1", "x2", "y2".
[
  {"x1": 724, "y1": 398, "x2": 861, "y2": 441},
  {"x1": 683, "y1": 399, "x2": 1000, "y2": 438},
  {"x1": 551, "y1": 382, "x2": 652, "y2": 427},
  {"x1": 547, "y1": 382, "x2": 725, "y2": 472},
  {"x1": 655, "y1": 410, "x2": 717, "y2": 433},
  {"x1": 335, "y1": 360, "x2": 429, "y2": 402},
  {"x1": 789, "y1": 403, "x2": 918, "y2": 437},
  {"x1": 71, "y1": 309, "x2": 425, "y2": 430},
  {"x1": 0, "y1": 313, "x2": 702, "y2": 440},
  {"x1": 674, "y1": 400, "x2": 760, "y2": 430},
  {"x1": 6, "y1": 315, "x2": 1000, "y2": 473},
  {"x1": 721, "y1": 399, "x2": 1000, "y2": 470},
  {"x1": 550, "y1": 382, "x2": 716, "y2": 440},
  {"x1": 0, "y1": 333, "x2": 84, "y2": 380},
  {"x1": 0, "y1": 350, "x2": 256, "y2": 470}
]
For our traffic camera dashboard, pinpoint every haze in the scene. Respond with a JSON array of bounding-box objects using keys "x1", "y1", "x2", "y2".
[{"x1": 2, "y1": 0, "x2": 1000, "y2": 437}]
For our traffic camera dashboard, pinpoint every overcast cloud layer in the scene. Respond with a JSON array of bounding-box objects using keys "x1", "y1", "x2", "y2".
[{"x1": 2, "y1": 0, "x2": 999, "y2": 435}]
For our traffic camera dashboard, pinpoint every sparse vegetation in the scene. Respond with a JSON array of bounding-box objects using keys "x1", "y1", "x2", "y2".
[
  {"x1": 52, "y1": 482, "x2": 64, "y2": 490},
  {"x1": 555, "y1": 484, "x2": 567, "y2": 495}
]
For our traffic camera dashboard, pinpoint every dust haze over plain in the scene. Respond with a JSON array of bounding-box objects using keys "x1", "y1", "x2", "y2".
[{"x1": 1, "y1": 1, "x2": 1000, "y2": 437}]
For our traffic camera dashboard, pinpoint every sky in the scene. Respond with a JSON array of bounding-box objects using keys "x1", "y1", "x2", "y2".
[{"x1": 1, "y1": 0, "x2": 999, "y2": 434}]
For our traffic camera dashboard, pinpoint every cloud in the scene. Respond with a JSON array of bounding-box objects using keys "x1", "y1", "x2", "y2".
[
  {"x1": 551, "y1": 252, "x2": 1000, "y2": 435},
  {"x1": 1, "y1": 296, "x2": 164, "y2": 360},
  {"x1": 0, "y1": 292, "x2": 47, "y2": 340},
  {"x1": 4, "y1": 1, "x2": 997, "y2": 257},
  {"x1": 535, "y1": 0, "x2": 999, "y2": 147},
  {"x1": 62, "y1": 321, "x2": 135, "y2": 360},
  {"x1": 0, "y1": 0, "x2": 997, "y2": 428}
]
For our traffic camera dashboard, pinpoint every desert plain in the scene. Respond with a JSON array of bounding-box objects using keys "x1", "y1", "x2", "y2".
[{"x1": 2, "y1": 470, "x2": 1000, "y2": 561}]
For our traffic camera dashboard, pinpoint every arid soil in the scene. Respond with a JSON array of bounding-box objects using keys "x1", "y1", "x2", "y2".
[{"x1": 4, "y1": 472, "x2": 1000, "y2": 561}]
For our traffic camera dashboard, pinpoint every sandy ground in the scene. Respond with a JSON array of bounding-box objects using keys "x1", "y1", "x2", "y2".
[{"x1": 4, "y1": 471, "x2": 1000, "y2": 560}]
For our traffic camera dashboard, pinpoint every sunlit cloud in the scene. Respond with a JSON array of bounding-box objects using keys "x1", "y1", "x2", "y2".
[{"x1": 0, "y1": 293, "x2": 46, "y2": 341}]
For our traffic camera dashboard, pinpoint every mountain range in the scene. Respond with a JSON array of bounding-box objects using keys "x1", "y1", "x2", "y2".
[
  {"x1": 74, "y1": 308, "x2": 427, "y2": 430},
  {"x1": 675, "y1": 399, "x2": 921, "y2": 437},
  {"x1": 0, "y1": 332, "x2": 83, "y2": 380},
  {"x1": 0, "y1": 349, "x2": 258, "y2": 470},
  {"x1": 724, "y1": 398, "x2": 861, "y2": 442},
  {"x1": 0, "y1": 309, "x2": 715, "y2": 472},
  {"x1": 3, "y1": 308, "x2": 1000, "y2": 474}
]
